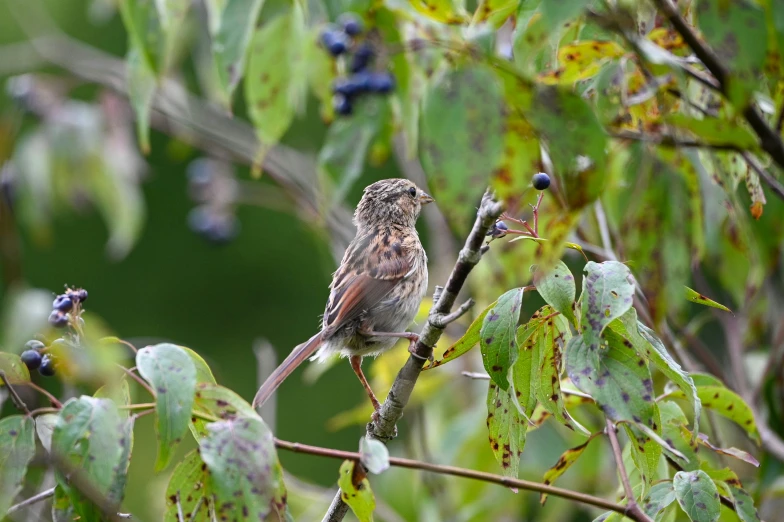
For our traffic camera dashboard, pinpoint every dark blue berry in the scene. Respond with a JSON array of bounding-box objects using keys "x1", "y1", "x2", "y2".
[
  {"x1": 75, "y1": 289, "x2": 88, "y2": 303},
  {"x1": 367, "y1": 72, "x2": 395, "y2": 94},
  {"x1": 320, "y1": 28, "x2": 350, "y2": 56},
  {"x1": 338, "y1": 13, "x2": 363, "y2": 37},
  {"x1": 53, "y1": 294, "x2": 73, "y2": 312},
  {"x1": 532, "y1": 172, "x2": 551, "y2": 190},
  {"x1": 48, "y1": 310, "x2": 68, "y2": 328},
  {"x1": 487, "y1": 221, "x2": 509, "y2": 238},
  {"x1": 21, "y1": 349, "x2": 42, "y2": 370},
  {"x1": 39, "y1": 355, "x2": 56, "y2": 376},
  {"x1": 333, "y1": 94, "x2": 353, "y2": 116},
  {"x1": 333, "y1": 73, "x2": 371, "y2": 98},
  {"x1": 350, "y1": 43, "x2": 375, "y2": 73},
  {"x1": 25, "y1": 340, "x2": 45, "y2": 352}
]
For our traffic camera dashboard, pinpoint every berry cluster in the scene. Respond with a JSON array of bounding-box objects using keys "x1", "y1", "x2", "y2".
[
  {"x1": 321, "y1": 14, "x2": 396, "y2": 116},
  {"x1": 186, "y1": 158, "x2": 239, "y2": 245},
  {"x1": 20, "y1": 287, "x2": 88, "y2": 377}
]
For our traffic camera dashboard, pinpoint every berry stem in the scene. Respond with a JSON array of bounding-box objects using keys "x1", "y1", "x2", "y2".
[
  {"x1": 116, "y1": 364, "x2": 155, "y2": 398},
  {"x1": 531, "y1": 192, "x2": 544, "y2": 236},
  {"x1": 24, "y1": 381, "x2": 62, "y2": 408}
]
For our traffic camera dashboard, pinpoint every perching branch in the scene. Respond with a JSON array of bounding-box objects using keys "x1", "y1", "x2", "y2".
[
  {"x1": 0, "y1": 370, "x2": 30, "y2": 414},
  {"x1": 323, "y1": 191, "x2": 504, "y2": 521},
  {"x1": 276, "y1": 438, "x2": 646, "y2": 518},
  {"x1": 6, "y1": 487, "x2": 56, "y2": 515}
]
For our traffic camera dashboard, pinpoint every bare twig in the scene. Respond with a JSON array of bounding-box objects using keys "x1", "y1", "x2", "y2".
[
  {"x1": 0, "y1": 370, "x2": 30, "y2": 414},
  {"x1": 323, "y1": 191, "x2": 505, "y2": 520},
  {"x1": 24, "y1": 380, "x2": 63, "y2": 408},
  {"x1": 605, "y1": 418, "x2": 654, "y2": 522},
  {"x1": 116, "y1": 364, "x2": 155, "y2": 398},
  {"x1": 6, "y1": 486, "x2": 56, "y2": 515},
  {"x1": 276, "y1": 438, "x2": 648, "y2": 518}
]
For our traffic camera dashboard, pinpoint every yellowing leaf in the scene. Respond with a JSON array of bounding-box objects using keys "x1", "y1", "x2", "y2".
[
  {"x1": 538, "y1": 41, "x2": 625, "y2": 85},
  {"x1": 409, "y1": 0, "x2": 468, "y2": 24},
  {"x1": 540, "y1": 432, "x2": 601, "y2": 504},
  {"x1": 338, "y1": 460, "x2": 375, "y2": 522},
  {"x1": 684, "y1": 287, "x2": 732, "y2": 313}
]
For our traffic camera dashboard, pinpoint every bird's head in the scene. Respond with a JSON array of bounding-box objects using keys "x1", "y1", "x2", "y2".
[{"x1": 354, "y1": 178, "x2": 434, "y2": 228}]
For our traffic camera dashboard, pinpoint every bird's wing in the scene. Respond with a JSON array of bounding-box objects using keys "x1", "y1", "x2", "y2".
[{"x1": 323, "y1": 231, "x2": 415, "y2": 334}]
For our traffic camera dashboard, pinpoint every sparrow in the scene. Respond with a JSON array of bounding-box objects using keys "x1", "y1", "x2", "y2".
[{"x1": 253, "y1": 178, "x2": 434, "y2": 415}]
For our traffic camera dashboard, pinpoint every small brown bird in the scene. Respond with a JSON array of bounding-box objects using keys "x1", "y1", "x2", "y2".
[{"x1": 253, "y1": 178, "x2": 433, "y2": 414}]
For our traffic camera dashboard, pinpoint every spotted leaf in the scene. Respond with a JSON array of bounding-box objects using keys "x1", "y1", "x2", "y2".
[
  {"x1": 726, "y1": 483, "x2": 761, "y2": 522},
  {"x1": 409, "y1": 0, "x2": 468, "y2": 24},
  {"x1": 190, "y1": 383, "x2": 258, "y2": 439},
  {"x1": 421, "y1": 64, "x2": 505, "y2": 233},
  {"x1": 538, "y1": 40, "x2": 625, "y2": 85},
  {"x1": 684, "y1": 287, "x2": 732, "y2": 313},
  {"x1": 540, "y1": 432, "x2": 601, "y2": 504},
  {"x1": 533, "y1": 260, "x2": 577, "y2": 326},
  {"x1": 338, "y1": 459, "x2": 375, "y2": 522},
  {"x1": 480, "y1": 287, "x2": 525, "y2": 390},
  {"x1": 673, "y1": 470, "x2": 721, "y2": 522},
  {"x1": 164, "y1": 450, "x2": 212, "y2": 522},
  {"x1": 487, "y1": 379, "x2": 528, "y2": 478},
  {"x1": 137, "y1": 343, "x2": 197, "y2": 471},
  {"x1": 200, "y1": 415, "x2": 287, "y2": 520},
  {"x1": 0, "y1": 416, "x2": 36, "y2": 515},
  {"x1": 641, "y1": 481, "x2": 677, "y2": 520},
  {"x1": 579, "y1": 261, "x2": 635, "y2": 345}
]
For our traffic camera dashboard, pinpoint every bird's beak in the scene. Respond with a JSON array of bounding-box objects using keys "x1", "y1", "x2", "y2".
[{"x1": 419, "y1": 192, "x2": 435, "y2": 205}]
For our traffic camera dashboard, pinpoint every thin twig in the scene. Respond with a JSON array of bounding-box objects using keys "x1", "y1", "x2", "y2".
[
  {"x1": 604, "y1": 418, "x2": 653, "y2": 522},
  {"x1": 116, "y1": 364, "x2": 155, "y2": 398},
  {"x1": 0, "y1": 370, "x2": 30, "y2": 413},
  {"x1": 276, "y1": 438, "x2": 647, "y2": 518},
  {"x1": 6, "y1": 486, "x2": 56, "y2": 514},
  {"x1": 24, "y1": 380, "x2": 63, "y2": 408}
]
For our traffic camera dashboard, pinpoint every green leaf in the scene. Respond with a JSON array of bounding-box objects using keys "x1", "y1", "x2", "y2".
[
  {"x1": 512, "y1": 320, "x2": 544, "y2": 422},
  {"x1": 359, "y1": 437, "x2": 390, "y2": 475},
  {"x1": 35, "y1": 413, "x2": 59, "y2": 453},
  {"x1": 0, "y1": 415, "x2": 36, "y2": 515},
  {"x1": 0, "y1": 352, "x2": 30, "y2": 385},
  {"x1": 338, "y1": 459, "x2": 375, "y2": 522},
  {"x1": 51, "y1": 397, "x2": 130, "y2": 519},
  {"x1": 164, "y1": 450, "x2": 212, "y2": 522},
  {"x1": 52, "y1": 485, "x2": 74, "y2": 522},
  {"x1": 658, "y1": 401, "x2": 699, "y2": 470},
  {"x1": 580, "y1": 261, "x2": 635, "y2": 345},
  {"x1": 696, "y1": 0, "x2": 767, "y2": 106},
  {"x1": 94, "y1": 380, "x2": 134, "y2": 502},
  {"x1": 533, "y1": 260, "x2": 577, "y2": 325},
  {"x1": 137, "y1": 343, "x2": 197, "y2": 471},
  {"x1": 673, "y1": 470, "x2": 721, "y2": 522},
  {"x1": 126, "y1": 41, "x2": 156, "y2": 154},
  {"x1": 610, "y1": 308, "x2": 701, "y2": 440},
  {"x1": 641, "y1": 481, "x2": 677, "y2": 520},
  {"x1": 726, "y1": 483, "x2": 760, "y2": 522},
  {"x1": 245, "y1": 6, "x2": 306, "y2": 154},
  {"x1": 178, "y1": 345, "x2": 216, "y2": 385},
  {"x1": 663, "y1": 373, "x2": 758, "y2": 443},
  {"x1": 526, "y1": 87, "x2": 607, "y2": 209},
  {"x1": 487, "y1": 379, "x2": 528, "y2": 477},
  {"x1": 530, "y1": 306, "x2": 589, "y2": 434},
  {"x1": 318, "y1": 97, "x2": 389, "y2": 206},
  {"x1": 683, "y1": 287, "x2": 732, "y2": 313},
  {"x1": 424, "y1": 301, "x2": 496, "y2": 370},
  {"x1": 623, "y1": 415, "x2": 664, "y2": 494},
  {"x1": 540, "y1": 432, "x2": 600, "y2": 504},
  {"x1": 421, "y1": 64, "x2": 505, "y2": 233},
  {"x1": 212, "y1": 0, "x2": 266, "y2": 104},
  {"x1": 480, "y1": 287, "x2": 525, "y2": 390},
  {"x1": 665, "y1": 114, "x2": 758, "y2": 151},
  {"x1": 566, "y1": 327, "x2": 656, "y2": 427},
  {"x1": 190, "y1": 382, "x2": 257, "y2": 439},
  {"x1": 200, "y1": 416, "x2": 286, "y2": 520},
  {"x1": 118, "y1": 0, "x2": 165, "y2": 73}
]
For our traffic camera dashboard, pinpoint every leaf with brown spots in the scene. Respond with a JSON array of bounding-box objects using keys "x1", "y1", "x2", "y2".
[
  {"x1": 610, "y1": 308, "x2": 701, "y2": 441},
  {"x1": 661, "y1": 373, "x2": 759, "y2": 444},
  {"x1": 190, "y1": 383, "x2": 258, "y2": 439},
  {"x1": 684, "y1": 287, "x2": 732, "y2": 313},
  {"x1": 164, "y1": 450, "x2": 212, "y2": 522},
  {"x1": 337, "y1": 459, "x2": 375, "y2": 522},
  {"x1": 533, "y1": 260, "x2": 577, "y2": 326},
  {"x1": 51, "y1": 397, "x2": 131, "y2": 520},
  {"x1": 420, "y1": 64, "x2": 505, "y2": 234},
  {"x1": 472, "y1": 0, "x2": 518, "y2": 27},
  {"x1": 0, "y1": 415, "x2": 36, "y2": 515},
  {"x1": 137, "y1": 343, "x2": 198, "y2": 471},
  {"x1": 245, "y1": 6, "x2": 307, "y2": 157},
  {"x1": 425, "y1": 300, "x2": 496, "y2": 370},
  {"x1": 673, "y1": 470, "x2": 720, "y2": 522},
  {"x1": 486, "y1": 379, "x2": 528, "y2": 478},
  {"x1": 565, "y1": 327, "x2": 656, "y2": 428},
  {"x1": 641, "y1": 481, "x2": 677, "y2": 520},
  {"x1": 480, "y1": 287, "x2": 525, "y2": 390},
  {"x1": 695, "y1": 433, "x2": 759, "y2": 467},
  {"x1": 657, "y1": 401, "x2": 699, "y2": 470},
  {"x1": 538, "y1": 40, "x2": 625, "y2": 85},
  {"x1": 579, "y1": 261, "x2": 635, "y2": 346},
  {"x1": 201, "y1": 415, "x2": 286, "y2": 521},
  {"x1": 726, "y1": 482, "x2": 761, "y2": 522},
  {"x1": 539, "y1": 431, "x2": 601, "y2": 504}
]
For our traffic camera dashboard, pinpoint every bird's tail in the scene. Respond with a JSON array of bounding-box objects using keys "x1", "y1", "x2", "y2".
[{"x1": 252, "y1": 331, "x2": 324, "y2": 409}]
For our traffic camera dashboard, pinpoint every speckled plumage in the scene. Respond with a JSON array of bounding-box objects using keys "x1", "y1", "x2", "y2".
[{"x1": 253, "y1": 178, "x2": 433, "y2": 412}]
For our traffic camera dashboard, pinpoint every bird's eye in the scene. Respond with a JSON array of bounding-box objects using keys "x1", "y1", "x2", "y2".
[{"x1": 408, "y1": 186, "x2": 417, "y2": 198}]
